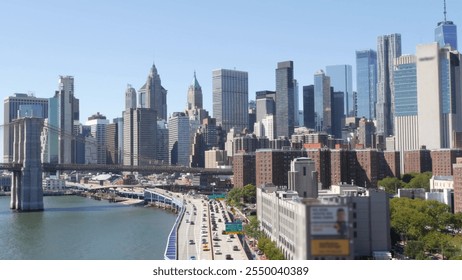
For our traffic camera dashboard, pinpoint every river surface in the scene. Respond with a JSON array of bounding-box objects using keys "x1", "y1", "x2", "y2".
[{"x1": 0, "y1": 195, "x2": 176, "y2": 260}]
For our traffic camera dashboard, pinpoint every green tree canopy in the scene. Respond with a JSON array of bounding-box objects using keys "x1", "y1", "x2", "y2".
[
  {"x1": 378, "y1": 177, "x2": 403, "y2": 194},
  {"x1": 226, "y1": 184, "x2": 256, "y2": 207},
  {"x1": 401, "y1": 173, "x2": 416, "y2": 184},
  {"x1": 244, "y1": 216, "x2": 262, "y2": 239},
  {"x1": 390, "y1": 197, "x2": 462, "y2": 259},
  {"x1": 406, "y1": 172, "x2": 432, "y2": 191}
]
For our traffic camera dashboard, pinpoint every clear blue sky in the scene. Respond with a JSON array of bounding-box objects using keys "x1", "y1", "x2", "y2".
[{"x1": 0, "y1": 0, "x2": 460, "y2": 123}]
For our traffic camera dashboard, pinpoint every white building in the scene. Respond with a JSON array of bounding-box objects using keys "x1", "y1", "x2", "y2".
[
  {"x1": 417, "y1": 43, "x2": 462, "y2": 149},
  {"x1": 257, "y1": 180, "x2": 390, "y2": 260},
  {"x1": 429, "y1": 175, "x2": 454, "y2": 191},
  {"x1": 288, "y1": 157, "x2": 318, "y2": 198},
  {"x1": 85, "y1": 112, "x2": 109, "y2": 164},
  {"x1": 43, "y1": 176, "x2": 66, "y2": 190},
  {"x1": 204, "y1": 148, "x2": 227, "y2": 168}
]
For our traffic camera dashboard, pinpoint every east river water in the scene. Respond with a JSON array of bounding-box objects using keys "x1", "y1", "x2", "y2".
[{"x1": 0, "y1": 195, "x2": 176, "y2": 260}]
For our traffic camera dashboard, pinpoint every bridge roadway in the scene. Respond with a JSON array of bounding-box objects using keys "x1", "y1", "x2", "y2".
[
  {"x1": 177, "y1": 194, "x2": 248, "y2": 260},
  {"x1": 0, "y1": 163, "x2": 233, "y2": 175}
]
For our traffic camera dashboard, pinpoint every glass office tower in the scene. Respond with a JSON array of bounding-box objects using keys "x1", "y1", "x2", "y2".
[{"x1": 355, "y1": 50, "x2": 377, "y2": 120}]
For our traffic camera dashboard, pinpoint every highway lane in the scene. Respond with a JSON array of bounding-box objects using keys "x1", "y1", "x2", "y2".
[{"x1": 177, "y1": 193, "x2": 248, "y2": 260}]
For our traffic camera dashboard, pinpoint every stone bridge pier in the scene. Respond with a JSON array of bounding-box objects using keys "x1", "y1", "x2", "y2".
[{"x1": 10, "y1": 117, "x2": 44, "y2": 211}]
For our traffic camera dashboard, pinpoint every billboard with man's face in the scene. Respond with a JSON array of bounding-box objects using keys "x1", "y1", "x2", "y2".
[{"x1": 310, "y1": 206, "x2": 349, "y2": 237}]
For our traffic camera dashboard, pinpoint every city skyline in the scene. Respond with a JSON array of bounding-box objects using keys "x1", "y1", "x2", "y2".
[{"x1": 1, "y1": 0, "x2": 461, "y2": 125}]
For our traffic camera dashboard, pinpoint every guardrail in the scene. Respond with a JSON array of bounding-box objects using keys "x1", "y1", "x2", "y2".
[{"x1": 143, "y1": 189, "x2": 184, "y2": 260}]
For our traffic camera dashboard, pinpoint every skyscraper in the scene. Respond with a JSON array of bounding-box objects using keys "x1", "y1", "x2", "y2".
[
  {"x1": 56, "y1": 76, "x2": 79, "y2": 164},
  {"x1": 293, "y1": 79, "x2": 299, "y2": 127},
  {"x1": 123, "y1": 108, "x2": 157, "y2": 166},
  {"x1": 168, "y1": 112, "x2": 190, "y2": 166},
  {"x1": 303, "y1": 85, "x2": 315, "y2": 129},
  {"x1": 376, "y1": 34, "x2": 401, "y2": 137},
  {"x1": 139, "y1": 63, "x2": 167, "y2": 120},
  {"x1": 394, "y1": 55, "x2": 418, "y2": 153},
  {"x1": 356, "y1": 50, "x2": 377, "y2": 120},
  {"x1": 156, "y1": 120, "x2": 169, "y2": 164},
  {"x1": 3, "y1": 93, "x2": 48, "y2": 162},
  {"x1": 275, "y1": 61, "x2": 295, "y2": 138},
  {"x1": 435, "y1": 0, "x2": 458, "y2": 50},
  {"x1": 85, "y1": 112, "x2": 109, "y2": 164},
  {"x1": 125, "y1": 84, "x2": 137, "y2": 110},
  {"x1": 187, "y1": 71, "x2": 203, "y2": 110},
  {"x1": 314, "y1": 70, "x2": 331, "y2": 133},
  {"x1": 331, "y1": 91, "x2": 344, "y2": 139},
  {"x1": 326, "y1": 65, "x2": 353, "y2": 117},
  {"x1": 212, "y1": 69, "x2": 248, "y2": 133},
  {"x1": 106, "y1": 119, "x2": 121, "y2": 165},
  {"x1": 255, "y1": 90, "x2": 276, "y2": 123},
  {"x1": 417, "y1": 43, "x2": 462, "y2": 150}
]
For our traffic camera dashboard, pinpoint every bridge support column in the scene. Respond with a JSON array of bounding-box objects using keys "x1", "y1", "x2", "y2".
[
  {"x1": 10, "y1": 118, "x2": 44, "y2": 211},
  {"x1": 10, "y1": 171, "x2": 20, "y2": 209}
]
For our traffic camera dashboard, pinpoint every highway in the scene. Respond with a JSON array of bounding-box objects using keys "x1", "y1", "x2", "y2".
[{"x1": 177, "y1": 194, "x2": 248, "y2": 260}]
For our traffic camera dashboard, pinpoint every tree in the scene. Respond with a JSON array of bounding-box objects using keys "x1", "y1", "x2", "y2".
[
  {"x1": 406, "y1": 172, "x2": 432, "y2": 192},
  {"x1": 226, "y1": 184, "x2": 256, "y2": 206},
  {"x1": 257, "y1": 237, "x2": 285, "y2": 260},
  {"x1": 242, "y1": 184, "x2": 256, "y2": 203},
  {"x1": 401, "y1": 173, "x2": 416, "y2": 184},
  {"x1": 378, "y1": 177, "x2": 403, "y2": 194},
  {"x1": 405, "y1": 240, "x2": 425, "y2": 259},
  {"x1": 226, "y1": 187, "x2": 243, "y2": 207},
  {"x1": 422, "y1": 231, "x2": 451, "y2": 257},
  {"x1": 244, "y1": 216, "x2": 263, "y2": 239}
]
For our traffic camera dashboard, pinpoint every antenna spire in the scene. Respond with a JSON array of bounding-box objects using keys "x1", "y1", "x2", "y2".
[{"x1": 444, "y1": 0, "x2": 447, "y2": 22}]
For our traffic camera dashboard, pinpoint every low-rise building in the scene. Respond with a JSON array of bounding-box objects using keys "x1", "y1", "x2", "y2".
[{"x1": 256, "y1": 159, "x2": 391, "y2": 260}]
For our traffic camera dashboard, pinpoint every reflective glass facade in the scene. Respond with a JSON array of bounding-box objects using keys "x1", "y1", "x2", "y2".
[
  {"x1": 355, "y1": 50, "x2": 377, "y2": 120},
  {"x1": 313, "y1": 70, "x2": 331, "y2": 133},
  {"x1": 212, "y1": 69, "x2": 249, "y2": 133},
  {"x1": 435, "y1": 22, "x2": 458, "y2": 50},
  {"x1": 275, "y1": 61, "x2": 294, "y2": 138},
  {"x1": 326, "y1": 65, "x2": 353, "y2": 117},
  {"x1": 394, "y1": 61, "x2": 417, "y2": 116}
]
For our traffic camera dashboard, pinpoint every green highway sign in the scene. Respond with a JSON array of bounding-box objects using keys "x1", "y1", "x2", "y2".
[
  {"x1": 208, "y1": 194, "x2": 226, "y2": 200},
  {"x1": 225, "y1": 222, "x2": 243, "y2": 234}
]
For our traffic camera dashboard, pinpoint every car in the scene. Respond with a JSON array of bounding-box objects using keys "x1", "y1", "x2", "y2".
[
  {"x1": 215, "y1": 249, "x2": 222, "y2": 255},
  {"x1": 202, "y1": 244, "x2": 210, "y2": 251},
  {"x1": 229, "y1": 234, "x2": 235, "y2": 238},
  {"x1": 189, "y1": 256, "x2": 196, "y2": 260},
  {"x1": 189, "y1": 240, "x2": 195, "y2": 245},
  {"x1": 218, "y1": 219, "x2": 222, "y2": 222},
  {"x1": 214, "y1": 242, "x2": 220, "y2": 247},
  {"x1": 227, "y1": 237, "x2": 232, "y2": 242},
  {"x1": 225, "y1": 254, "x2": 233, "y2": 260},
  {"x1": 202, "y1": 239, "x2": 207, "y2": 244},
  {"x1": 185, "y1": 219, "x2": 189, "y2": 223},
  {"x1": 190, "y1": 221, "x2": 195, "y2": 225},
  {"x1": 233, "y1": 245, "x2": 239, "y2": 251},
  {"x1": 213, "y1": 237, "x2": 220, "y2": 241}
]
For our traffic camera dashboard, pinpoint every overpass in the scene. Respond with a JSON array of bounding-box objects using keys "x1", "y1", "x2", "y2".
[{"x1": 0, "y1": 162, "x2": 233, "y2": 175}]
